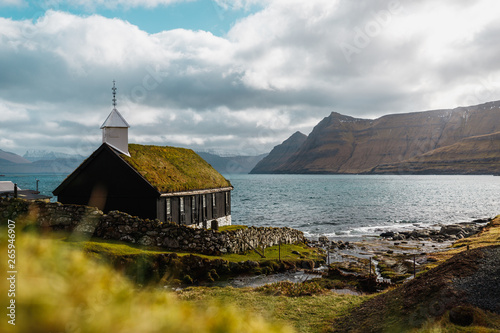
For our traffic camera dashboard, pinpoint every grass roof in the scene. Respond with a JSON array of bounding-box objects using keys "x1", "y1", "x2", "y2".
[{"x1": 121, "y1": 144, "x2": 232, "y2": 193}]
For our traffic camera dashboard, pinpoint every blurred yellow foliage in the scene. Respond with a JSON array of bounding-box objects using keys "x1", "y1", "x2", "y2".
[{"x1": 0, "y1": 230, "x2": 293, "y2": 333}]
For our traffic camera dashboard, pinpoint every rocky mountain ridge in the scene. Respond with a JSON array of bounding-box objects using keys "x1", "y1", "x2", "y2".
[
  {"x1": 23, "y1": 150, "x2": 85, "y2": 162},
  {"x1": 251, "y1": 100, "x2": 500, "y2": 174},
  {"x1": 0, "y1": 148, "x2": 265, "y2": 175},
  {"x1": 250, "y1": 131, "x2": 307, "y2": 174},
  {"x1": 0, "y1": 149, "x2": 86, "y2": 174}
]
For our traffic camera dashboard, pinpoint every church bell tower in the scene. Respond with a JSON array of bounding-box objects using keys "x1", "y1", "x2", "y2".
[{"x1": 101, "y1": 81, "x2": 130, "y2": 156}]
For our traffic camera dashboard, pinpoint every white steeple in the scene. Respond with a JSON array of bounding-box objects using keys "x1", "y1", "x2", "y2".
[{"x1": 101, "y1": 81, "x2": 130, "y2": 156}]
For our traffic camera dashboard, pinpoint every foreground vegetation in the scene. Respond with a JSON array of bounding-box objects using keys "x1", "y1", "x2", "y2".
[
  {"x1": 2, "y1": 214, "x2": 499, "y2": 332},
  {"x1": 177, "y1": 285, "x2": 367, "y2": 333},
  {"x1": 0, "y1": 230, "x2": 292, "y2": 333}
]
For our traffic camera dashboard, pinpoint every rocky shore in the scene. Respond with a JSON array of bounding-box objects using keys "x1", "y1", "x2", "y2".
[
  {"x1": 308, "y1": 219, "x2": 490, "y2": 250},
  {"x1": 378, "y1": 219, "x2": 489, "y2": 242},
  {"x1": 305, "y1": 219, "x2": 493, "y2": 287}
]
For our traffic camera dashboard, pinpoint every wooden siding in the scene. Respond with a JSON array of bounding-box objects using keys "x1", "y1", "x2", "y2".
[{"x1": 158, "y1": 190, "x2": 231, "y2": 226}]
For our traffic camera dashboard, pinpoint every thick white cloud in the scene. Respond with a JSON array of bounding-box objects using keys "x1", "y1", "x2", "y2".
[{"x1": 2, "y1": 0, "x2": 500, "y2": 156}]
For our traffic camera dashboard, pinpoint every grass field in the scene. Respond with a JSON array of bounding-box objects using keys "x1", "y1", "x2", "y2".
[
  {"x1": 2, "y1": 217, "x2": 498, "y2": 332},
  {"x1": 0, "y1": 230, "x2": 294, "y2": 333},
  {"x1": 62, "y1": 228, "x2": 324, "y2": 264},
  {"x1": 176, "y1": 286, "x2": 368, "y2": 333}
]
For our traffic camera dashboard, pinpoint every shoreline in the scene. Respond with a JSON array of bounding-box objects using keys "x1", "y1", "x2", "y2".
[
  {"x1": 301, "y1": 218, "x2": 492, "y2": 287},
  {"x1": 206, "y1": 220, "x2": 488, "y2": 290},
  {"x1": 302, "y1": 217, "x2": 492, "y2": 240}
]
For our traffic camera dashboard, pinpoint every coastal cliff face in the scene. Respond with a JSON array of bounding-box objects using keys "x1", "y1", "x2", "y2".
[
  {"x1": 252, "y1": 100, "x2": 500, "y2": 174},
  {"x1": 373, "y1": 131, "x2": 500, "y2": 174},
  {"x1": 250, "y1": 131, "x2": 307, "y2": 174}
]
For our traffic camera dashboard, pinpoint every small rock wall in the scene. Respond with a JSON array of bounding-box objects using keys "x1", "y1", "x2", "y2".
[
  {"x1": 0, "y1": 198, "x2": 305, "y2": 255},
  {"x1": 190, "y1": 215, "x2": 232, "y2": 229}
]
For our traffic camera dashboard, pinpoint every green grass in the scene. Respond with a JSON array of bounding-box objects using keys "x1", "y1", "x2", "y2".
[
  {"x1": 67, "y1": 237, "x2": 180, "y2": 256},
  {"x1": 64, "y1": 235, "x2": 324, "y2": 264},
  {"x1": 177, "y1": 286, "x2": 368, "y2": 333},
  {"x1": 122, "y1": 144, "x2": 232, "y2": 192},
  {"x1": 256, "y1": 281, "x2": 327, "y2": 297},
  {"x1": 221, "y1": 243, "x2": 324, "y2": 263},
  {"x1": 59, "y1": 235, "x2": 326, "y2": 286},
  {"x1": 219, "y1": 225, "x2": 249, "y2": 232},
  {"x1": 0, "y1": 230, "x2": 293, "y2": 333}
]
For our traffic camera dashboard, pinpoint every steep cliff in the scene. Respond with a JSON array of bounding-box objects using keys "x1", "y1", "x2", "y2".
[
  {"x1": 372, "y1": 131, "x2": 500, "y2": 174},
  {"x1": 250, "y1": 131, "x2": 307, "y2": 174},
  {"x1": 252, "y1": 100, "x2": 500, "y2": 174}
]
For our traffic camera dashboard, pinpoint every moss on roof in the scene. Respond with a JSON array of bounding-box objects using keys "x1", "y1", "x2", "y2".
[{"x1": 121, "y1": 144, "x2": 232, "y2": 193}]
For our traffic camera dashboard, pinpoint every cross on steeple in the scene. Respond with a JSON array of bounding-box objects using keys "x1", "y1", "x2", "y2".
[
  {"x1": 101, "y1": 81, "x2": 130, "y2": 156},
  {"x1": 112, "y1": 80, "x2": 117, "y2": 109}
]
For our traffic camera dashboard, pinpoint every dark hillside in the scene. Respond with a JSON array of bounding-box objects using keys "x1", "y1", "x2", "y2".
[{"x1": 332, "y1": 245, "x2": 500, "y2": 332}]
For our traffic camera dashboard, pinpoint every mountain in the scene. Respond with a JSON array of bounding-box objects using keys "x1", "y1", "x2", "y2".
[
  {"x1": 0, "y1": 149, "x2": 85, "y2": 174},
  {"x1": 0, "y1": 149, "x2": 31, "y2": 165},
  {"x1": 250, "y1": 131, "x2": 307, "y2": 174},
  {"x1": 2, "y1": 147, "x2": 262, "y2": 175},
  {"x1": 0, "y1": 158, "x2": 84, "y2": 174},
  {"x1": 23, "y1": 150, "x2": 85, "y2": 162},
  {"x1": 251, "y1": 100, "x2": 500, "y2": 175},
  {"x1": 372, "y1": 132, "x2": 500, "y2": 174},
  {"x1": 197, "y1": 152, "x2": 267, "y2": 174}
]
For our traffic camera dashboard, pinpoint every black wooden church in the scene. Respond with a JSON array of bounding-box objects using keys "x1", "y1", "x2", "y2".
[{"x1": 53, "y1": 83, "x2": 233, "y2": 228}]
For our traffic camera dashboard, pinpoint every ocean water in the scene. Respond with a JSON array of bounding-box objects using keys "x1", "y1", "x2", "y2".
[
  {"x1": 227, "y1": 174, "x2": 500, "y2": 238},
  {"x1": 1, "y1": 174, "x2": 67, "y2": 199},
  {"x1": 3, "y1": 173, "x2": 499, "y2": 238}
]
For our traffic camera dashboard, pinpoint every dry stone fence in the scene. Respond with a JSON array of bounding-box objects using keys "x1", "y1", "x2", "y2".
[{"x1": 0, "y1": 198, "x2": 305, "y2": 255}]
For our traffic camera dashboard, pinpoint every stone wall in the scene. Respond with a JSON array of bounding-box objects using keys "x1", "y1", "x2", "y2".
[
  {"x1": 0, "y1": 198, "x2": 305, "y2": 255},
  {"x1": 190, "y1": 215, "x2": 232, "y2": 229}
]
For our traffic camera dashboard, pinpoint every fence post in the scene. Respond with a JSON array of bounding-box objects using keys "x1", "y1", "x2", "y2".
[
  {"x1": 279, "y1": 240, "x2": 281, "y2": 262},
  {"x1": 413, "y1": 255, "x2": 416, "y2": 278}
]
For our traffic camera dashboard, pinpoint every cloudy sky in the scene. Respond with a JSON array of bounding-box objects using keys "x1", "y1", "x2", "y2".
[{"x1": 1, "y1": 0, "x2": 500, "y2": 157}]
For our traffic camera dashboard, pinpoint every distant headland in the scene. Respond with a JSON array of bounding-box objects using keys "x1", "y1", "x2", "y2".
[{"x1": 252, "y1": 100, "x2": 500, "y2": 175}]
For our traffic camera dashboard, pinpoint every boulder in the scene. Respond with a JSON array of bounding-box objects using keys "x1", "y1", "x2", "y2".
[
  {"x1": 318, "y1": 235, "x2": 329, "y2": 244},
  {"x1": 439, "y1": 225, "x2": 464, "y2": 236},
  {"x1": 380, "y1": 231, "x2": 395, "y2": 238}
]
